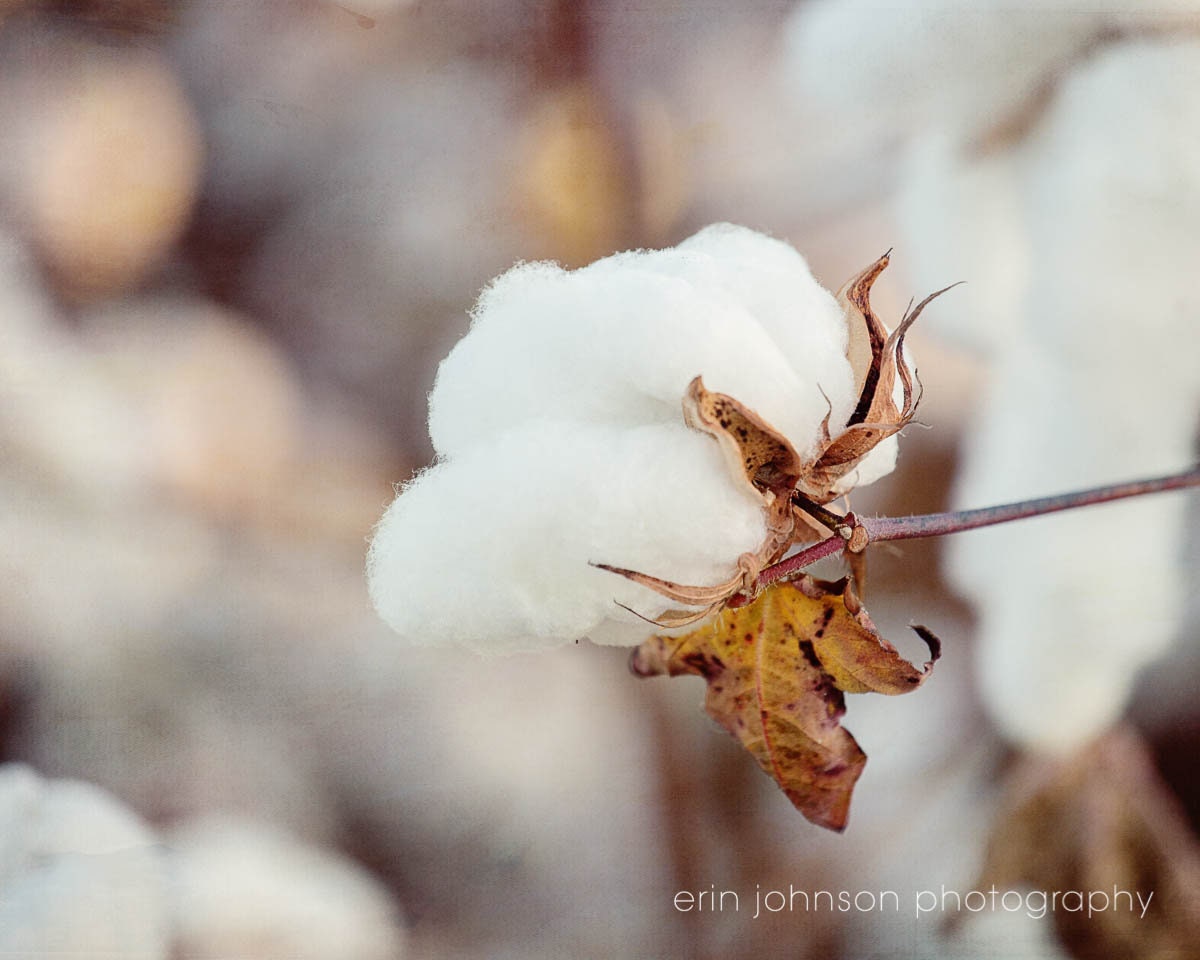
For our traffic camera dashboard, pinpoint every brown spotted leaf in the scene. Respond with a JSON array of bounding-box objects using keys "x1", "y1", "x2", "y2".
[
  {"x1": 792, "y1": 576, "x2": 940, "y2": 695},
  {"x1": 631, "y1": 577, "x2": 939, "y2": 830}
]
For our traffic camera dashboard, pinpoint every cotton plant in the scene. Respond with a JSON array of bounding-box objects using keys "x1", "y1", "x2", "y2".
[{"x1": 368, "y1": 223, "x2": 1197, "y2": 833}]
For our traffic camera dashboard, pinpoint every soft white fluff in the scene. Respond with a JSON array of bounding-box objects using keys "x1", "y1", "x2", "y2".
[
  {"x1": 429, "y1": 224, "x2": 856, "y2": 462},
  {"x1": 369, "y1": 224, "x2": 900, "y2": 651}
]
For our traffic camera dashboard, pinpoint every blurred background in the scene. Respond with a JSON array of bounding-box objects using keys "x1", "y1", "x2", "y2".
[{"x1": 0, "y1": 1, "x2": 1197, "y2": 958}]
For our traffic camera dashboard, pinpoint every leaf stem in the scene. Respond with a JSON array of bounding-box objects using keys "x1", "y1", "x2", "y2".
[{"x1": 756, "y1": 465, "x2": 1200, "y2": 591}]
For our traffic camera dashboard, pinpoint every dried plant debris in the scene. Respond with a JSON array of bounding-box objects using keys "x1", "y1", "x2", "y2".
[
  {"x1": 630, "y1": 576, "x2": 939, "y2": 831},
  {"x1": 969, "y1": 728, "x2": 1200, "y2": 959}
]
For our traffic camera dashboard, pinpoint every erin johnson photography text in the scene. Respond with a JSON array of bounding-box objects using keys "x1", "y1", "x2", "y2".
[{"x1": 672, "y1": 885, "x2": 1154, "y2": 921}]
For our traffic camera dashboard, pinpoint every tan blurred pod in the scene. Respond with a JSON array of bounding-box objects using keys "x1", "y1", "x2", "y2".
[
  {"x1": 515, "y1": 83, "x2": 631, "y2": 268},
  {"x1": 2, "y1": 38, "x2": 202, "y2": 301}
]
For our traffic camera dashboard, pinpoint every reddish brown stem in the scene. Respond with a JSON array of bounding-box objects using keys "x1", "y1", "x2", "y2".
[{"x1": 752, "y1": 465, "x2": 1200, "y2": 594}]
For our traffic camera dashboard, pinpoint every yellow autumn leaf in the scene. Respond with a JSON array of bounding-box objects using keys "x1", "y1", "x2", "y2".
[{"x1": 631, "y1": 577, "x2": 939, "y2": 831}]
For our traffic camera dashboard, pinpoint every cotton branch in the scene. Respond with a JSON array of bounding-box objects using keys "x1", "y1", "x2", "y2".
[{"x1": 746, "y1": 465, "x2": 1200, "y2": 597}]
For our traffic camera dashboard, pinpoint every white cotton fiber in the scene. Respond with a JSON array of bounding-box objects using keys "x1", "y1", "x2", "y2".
[
  {"x1": 369, "y1": 420, "x2": 767, "y2": 652},
  {"x1": 370, "y1": 224, "x2": 903, "y2": 651},
  {"x1": 429, "y1": 224, "x2": 855, "y2": 463}
]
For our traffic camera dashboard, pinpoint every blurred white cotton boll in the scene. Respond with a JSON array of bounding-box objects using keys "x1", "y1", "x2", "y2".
[
  {"x1": 370, "y1": 225, "x2": 906, "y2": 651},
  {"x1": 949, "y1": 350, "x2": 1189, "y2": 748},
  {"x1": 0, "y1": 765, "x2": 168, "y2": 959},
  {"x1": 168, "y1": 817, "x2": 406, "y2": 960},
  {"x1": 942, "y1": 41, "x2": 1200, "y2": 752},
  {"x1": 793, "y1": 0, "x2": 1200, "y2": 753},
  {"x1": 661, "y1": 224, "x2": 855, "y2": 418},
  {"x1": 782, "y1": 1, "x2": 1097, "y2": 147}
]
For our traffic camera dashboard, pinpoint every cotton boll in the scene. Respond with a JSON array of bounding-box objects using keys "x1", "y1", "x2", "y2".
[
  {"x1": 959, "y1": 497, "x2": 1185, "y2": 751},
  {"x1": 0, "y1": 765, "x2": 168, "y2": 959},
  {"x1": 961, "y1": 481, "x2": 1185, "y2": 752},
  {"x1": 376, "y1": 225, "x2": 917, "y2": 651},
  {"x1": 168, "y1": 817, "x2": 406, "y2": 960},
  {"x1": 369, "y1": 420, "x2": 766, "y2": 651},
  {"x1": 1022, "y1": 41, "x2": 1200, "y2": 379},
  {"x1": 831, "y1": 434, "x2": 899, "y2": 495},
  {"x1": 971, "y1": 532, "x2": 1182, "y2": 751},
  {"x1": 430, "y1": 224, "x2": 854, "y2": 464},
  {"x1": 428, "y1": 261, "x2": 728, "y2": 450}
]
